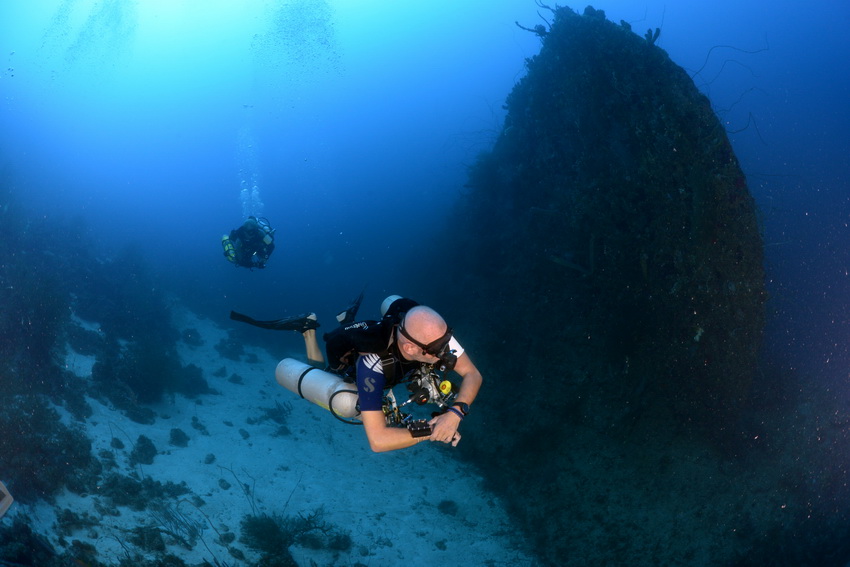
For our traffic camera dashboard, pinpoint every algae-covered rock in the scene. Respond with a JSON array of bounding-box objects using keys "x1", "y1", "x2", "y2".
[
  {"x1": 458, "y1": 6, "x2": 766, "y2": 435},
  {"x1": 444, "y1": 7, "x2": 770, "y2": 565}
]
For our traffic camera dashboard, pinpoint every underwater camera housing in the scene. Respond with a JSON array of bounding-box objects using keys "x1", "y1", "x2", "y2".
[
  {"x1": 406, "y1": 419, "x2": 432, "y2": 438},
  {"x1": 402, "y1": 365, "x2": 455, "y2": 409}
]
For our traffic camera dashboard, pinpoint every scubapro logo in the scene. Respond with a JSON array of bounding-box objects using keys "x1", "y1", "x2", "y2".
[{"x1": 363, "y1": 377, "x2": 377, "y2": 393}]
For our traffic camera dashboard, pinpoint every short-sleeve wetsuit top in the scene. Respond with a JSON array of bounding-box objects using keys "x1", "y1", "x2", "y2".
[{"x1": 354, "y1": 336, "x2": 465, "y2": 411}]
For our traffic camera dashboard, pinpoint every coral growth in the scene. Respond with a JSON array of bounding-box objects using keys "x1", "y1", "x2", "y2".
[
  {"x1": 445, "y1": 5, "x2": 768, "y2": 565},
  {"x1": 0, "y1": 395, "x2": 96, "y2": 503},
  {"x1": 458, "y1": 4, "x2": 765, "y2": 435},
  {"x1": 240, "y1": 508, "x2": 351, "y2": 565},
  {"x1": 128, "y1": 435, "x2": 158, "y2": 466}
]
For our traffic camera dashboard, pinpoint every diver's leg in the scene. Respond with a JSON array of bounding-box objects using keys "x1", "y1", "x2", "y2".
[{"x1": 303, "y1": 328, "x2": 324, "y2": 364}]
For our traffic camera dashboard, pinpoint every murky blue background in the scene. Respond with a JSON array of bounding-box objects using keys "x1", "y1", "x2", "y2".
[{"x1": 6, "y1": 2, "x2": 845, "y2": 353}]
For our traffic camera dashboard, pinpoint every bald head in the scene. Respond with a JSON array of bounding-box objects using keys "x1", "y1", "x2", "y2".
[{"x1": 402, "y1": 306, "x2": 447, "y2": 344}]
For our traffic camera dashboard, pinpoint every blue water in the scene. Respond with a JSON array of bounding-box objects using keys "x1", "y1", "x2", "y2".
[
  {"x1": 4, "y1": 1, "x2": 847, "y2": 342},
  {"x1": 1, "y1": 0, "x2": 544, "y2": 321},
  {"x1": 2, "y1": 0, "x2": 850, "y2": 563}
]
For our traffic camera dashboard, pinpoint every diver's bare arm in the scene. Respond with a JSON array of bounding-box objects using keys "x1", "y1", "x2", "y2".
[{"x1": 361, "y1": 411, "x2": 428, "y2": 453}]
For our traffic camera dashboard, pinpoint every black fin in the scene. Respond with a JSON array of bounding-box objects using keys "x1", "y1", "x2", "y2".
[
  {"x1": 335, "y1": 286, "x2": 366, "y2": 325},
  {"x1": 230, "y1": 311, "x2": 318, "y2": 331}
]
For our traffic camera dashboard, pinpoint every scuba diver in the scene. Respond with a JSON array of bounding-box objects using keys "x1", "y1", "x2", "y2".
[
  {"x1": 231, "y1": 294, "x2": 483, "y2": 453},
  {"x1": 222, "y1": 216, "x2": 275, "y2": 269}
]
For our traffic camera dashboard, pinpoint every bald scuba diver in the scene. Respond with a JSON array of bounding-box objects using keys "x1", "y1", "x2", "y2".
[{"x1": 232, "y1": 294, "x2": 483, "y2": 453}]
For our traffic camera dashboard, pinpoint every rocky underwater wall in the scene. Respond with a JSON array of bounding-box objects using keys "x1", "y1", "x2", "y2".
[
  {"x1": 455, "y1": 6, "x2": 766, "y2": 436},
  {"x1": 444, "y1": 7, "x2": 770, "y2": 563}
]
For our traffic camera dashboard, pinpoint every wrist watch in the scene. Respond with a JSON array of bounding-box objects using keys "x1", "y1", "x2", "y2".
[{"x1": 451, "y1": 402, "x2": 469, "y2": 416}]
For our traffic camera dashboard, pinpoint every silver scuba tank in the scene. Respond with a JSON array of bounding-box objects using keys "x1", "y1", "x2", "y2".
[{"x1": 275, "y1": 358, "x2": 360, "y2": 420}]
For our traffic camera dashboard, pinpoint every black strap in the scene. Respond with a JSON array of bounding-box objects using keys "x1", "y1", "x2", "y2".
[
  {"x1": 380, "y1": 355, "x2": 397, "y2": 386},
  {"x1": 296, "y1": 366, "x2": 318, "y2": 399}
]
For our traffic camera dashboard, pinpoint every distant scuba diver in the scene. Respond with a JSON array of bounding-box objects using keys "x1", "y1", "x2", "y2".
[{"x1": 222, "y1": 216, "x2": 275, "y2": 269}]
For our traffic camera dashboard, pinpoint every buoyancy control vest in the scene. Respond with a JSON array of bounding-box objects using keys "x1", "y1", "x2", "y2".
[{"x1": 322, "y1": 297, "x2": 420, "y2": 386}]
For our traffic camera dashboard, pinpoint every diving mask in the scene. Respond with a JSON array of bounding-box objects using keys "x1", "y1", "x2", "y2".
[{"x1": 399, "y1": 322, "x2": 458, "y2": 373}]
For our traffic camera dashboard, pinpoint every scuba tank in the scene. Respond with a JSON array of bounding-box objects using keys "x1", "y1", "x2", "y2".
[
  {"x1": 275, "y1": 358, "x2": 360, "y2": 421},
  {"x1": 257, "y1": 217, "x2": 274, "y2": 246},
  {"x1": 221, "y1": 235, "x2": 236, "y2": 263}
]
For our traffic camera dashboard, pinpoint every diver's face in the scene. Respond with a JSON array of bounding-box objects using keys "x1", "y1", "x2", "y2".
[
  {"x1": 398, "y1": 336, "x2": 438, "y2": 363},
  {"x1": 401, "y1": 342, "x2": 440, "y2": 364},
  {"x1": 397, "y1": 321, "x2": 450, "y2": 364}
]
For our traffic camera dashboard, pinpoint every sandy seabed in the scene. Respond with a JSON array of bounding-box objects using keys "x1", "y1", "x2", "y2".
[{"x1": 9, "y1": 304, "x2": 533, "y2": 566}]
